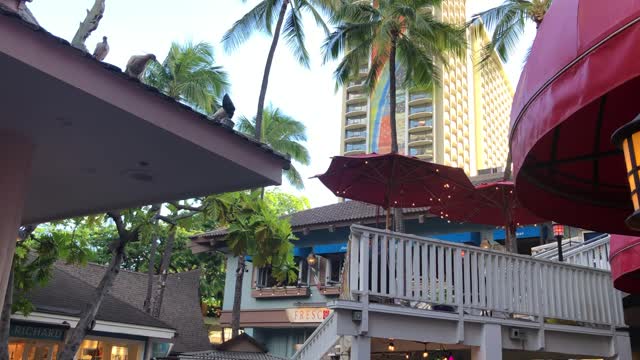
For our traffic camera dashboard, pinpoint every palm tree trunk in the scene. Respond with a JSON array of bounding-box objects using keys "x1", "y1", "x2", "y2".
[
  {"x1": 0, "y1": 262, "x2": 14, "y2": 360},
  {"x1": 255, "y1": 0, "x2": 290, "y2": 140},
  {"x1": 143, "y1": 238, "x2": 158, "y2": 313},
  {"x1": 231, "y1": 256, "x2": 246, "y2": 337},
  {"x1": 389, "y1": 33, "x2": 405, "y2": 232},
  {"x1": 389, "y1": 34, "x2": 399, "y2": 154},
  {"x1": 57, "y1": 237, "x2": 127, "y2": 360},
  {"x1": 151, "y1": 225, "x2": 177, "y2": 318}
]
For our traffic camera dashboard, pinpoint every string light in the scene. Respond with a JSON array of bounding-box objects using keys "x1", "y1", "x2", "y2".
[{"x1": 405, "y1": 353, "x2": 410, "y2": 359}]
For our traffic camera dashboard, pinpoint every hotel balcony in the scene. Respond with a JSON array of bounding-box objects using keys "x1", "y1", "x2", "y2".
[
  {"x1": 347, "y1": 79, "x2": 366, "y2": 91},
  {"x1": 408, "y1": 118, "x2": 433, "y2": 133},
  {"x1": 408, "y1": 92, "x2": 433, "y2": 106},
  {"x1": 293, "y1": 226, "x2": 631, "y2": 360},
  {"x1": 344, "y1": 130, "x2": 367, "y2": 143},
  {"x1": 408, "y1": 104, "x2": 433, "y2": 120},
  {"x1": 344, "y1": 142, "x2": 366, "y2": 155},
  {"x1": 346, "y1": 92, "x2": 368, "y2": 105},
  {"x1": 345, "y1": 104, "x2": 367, "y2": 117},
  {"x1": 345, "y1": 116, "x2": 367, "y2": 130},
  {"x1": 407, "y1": 133, "x2": 433, "y2": 147}
]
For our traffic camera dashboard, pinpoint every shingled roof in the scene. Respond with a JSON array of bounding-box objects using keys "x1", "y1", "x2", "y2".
[
  {"x1": 54, "y1": 262, "x2": 212, "y2": 353},
  {"x1": 27, "y1": 267, "x2": 172, "y2": 330}
]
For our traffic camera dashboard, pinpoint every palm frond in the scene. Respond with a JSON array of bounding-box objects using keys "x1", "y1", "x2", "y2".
[
  {"x1": 283, "y1": 5, "x2": 311, "y2": 68},
  {"x1": 222, "y1": 0, "x2": 271, "y2": 53}
]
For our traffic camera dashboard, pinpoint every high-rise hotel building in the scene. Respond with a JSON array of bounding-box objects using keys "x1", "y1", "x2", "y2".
[{"x1": 339, "y1": 0, "x2": 513, "y2": 176}]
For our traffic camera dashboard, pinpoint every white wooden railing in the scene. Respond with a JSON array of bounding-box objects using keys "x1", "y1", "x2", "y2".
[
  {"x1": 291, "y1": 311, "x2": 338, "y2": 360},
  {"x1": 348, "y1": 225, "x2": 625, "y2": 327},
  {"x1": 555, "y1": 235, "x2": 611, "y2": 270}
]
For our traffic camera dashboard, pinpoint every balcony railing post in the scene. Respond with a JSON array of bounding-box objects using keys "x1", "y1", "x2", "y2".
[{"x1": 454, "y1": 248, "x2": 464, "y2": 342}]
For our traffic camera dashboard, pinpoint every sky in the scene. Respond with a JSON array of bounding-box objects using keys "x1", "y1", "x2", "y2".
[{"x1": 29, "y1": 0, "x2": 535, "y2": 208}]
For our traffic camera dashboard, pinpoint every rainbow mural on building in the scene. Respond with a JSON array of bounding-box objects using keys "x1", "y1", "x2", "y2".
[{"x1": 369, "y1": 63, "x2": 407, "y2": 154}]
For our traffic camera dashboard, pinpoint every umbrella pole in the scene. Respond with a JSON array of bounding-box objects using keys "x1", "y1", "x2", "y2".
[{"x1": 385, "y1": 208, "x2": 391, "y2": 230}]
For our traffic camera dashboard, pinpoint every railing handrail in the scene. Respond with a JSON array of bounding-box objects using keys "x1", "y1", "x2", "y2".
[
  {"x1": 291, "y1": 311, "x2": 337, "y2": 360},
  {"x1": 351, "y1": 224, "x2": 613, "y2": 274},
  {"x1": 561, "y1": 234, "x2": 610, "y2": 259}
]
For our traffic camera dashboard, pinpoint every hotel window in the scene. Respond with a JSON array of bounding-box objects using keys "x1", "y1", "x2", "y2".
[
  {"x1": 409, "y1": 146, "x2": 432, "y2": 157},
  {"x1": 409, "y1": 118, "x2": 433, "y2": 129},
  {"x1": 346, "y1": 104, "x2": 366, "y2": 113},
  {"x1": 345, "y1": 142, "x2": 366, "y2": 152},
  {"x1": 345, "y1": 130, "x2": 366, "y2": 139},
  {"x1": 409, "y1": 105, "x2": 433, "y2": 115}
]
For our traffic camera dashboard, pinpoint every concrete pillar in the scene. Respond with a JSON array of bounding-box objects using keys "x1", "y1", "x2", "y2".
[
  {"x1": 350, "y1": 336, "x2": 370, "y2": 360},
  {"x1": 471, "y1": 323, "x2": 502, "y2": 360},
  {"x1": 608, "y1": 332, "x2": 632, "y2": 360},
  {"x1": 0, "y1": 131, "x2": 33, "y2": 312}
]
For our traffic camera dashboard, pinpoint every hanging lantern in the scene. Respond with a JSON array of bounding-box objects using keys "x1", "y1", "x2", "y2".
[
  {"x1": 612, "y1": 114, "x2": 640, "y2": 230},
  {"x1": 388, "y1": 340, "x2": 395, "y2": 352},
  {"x1": 552, "y1": 223, "x2": 564, "y2": 237},
  {"x1": 306, "y1": 252, "x2": 317, "y2": 266}
]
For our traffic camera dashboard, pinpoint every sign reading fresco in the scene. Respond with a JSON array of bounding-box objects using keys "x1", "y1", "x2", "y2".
[
  {"x1": 286, "y1": 308, "x2": 332, "y2": 323},
  {"x1": 10, "y1": 322, "x2": 66, "y2": 340}
]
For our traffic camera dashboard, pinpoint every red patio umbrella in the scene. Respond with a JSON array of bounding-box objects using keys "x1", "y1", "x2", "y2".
[
  {"x1": 510, "y1": 0, "x2": 640, "y2": 236},
  {"x1": 430, "y1": 181, "x2": 545, "y2": 252},
  {"x1": 316, "y1": 153, "x2": 474, "y2": 227}
]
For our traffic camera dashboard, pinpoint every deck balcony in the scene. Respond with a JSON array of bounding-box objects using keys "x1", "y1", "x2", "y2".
[{"x1": 293, "y1": 226, "x2": 631, "y2": 360}]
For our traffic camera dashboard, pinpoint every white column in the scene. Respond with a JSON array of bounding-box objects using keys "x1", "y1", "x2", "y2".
[
  {"x1": 350, "y1": 336, "x2": 370, "y2": 360},
  {"x1": 608, "y1": 332, "x2": 632, "y2": 360},
  {"x1": 0, "y1": 131, "x2": 33, "y2": 312},
  {"x1": 471, "y1": 323, "x2": 502, "y2": 360}
]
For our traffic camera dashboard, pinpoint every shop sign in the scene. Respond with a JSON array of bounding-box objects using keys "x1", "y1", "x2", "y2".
[
  {"x1": 285, "y1": 308, "x2": 331, "y2": 323},
  {"x1": 10, "y1": 322, "x2": 66, "y2": 341}
]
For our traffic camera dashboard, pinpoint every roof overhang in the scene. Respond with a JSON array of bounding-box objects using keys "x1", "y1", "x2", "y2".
[{"x1": 0, "y1": 9, "x2": 290, "y2": 224}]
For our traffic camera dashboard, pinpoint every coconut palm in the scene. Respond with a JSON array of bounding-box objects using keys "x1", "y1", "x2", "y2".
[
  {"x1": 222, "y1": 0, "x2": 337, "y2": 140},
  {"x1": 143, "y1": 41, "x2": 230, "y2": 115},
  {"x1": 323, "y1": 0, "x2": 467, "y2": 153},
  {"x1": 237, "y1": 106, "x2": 310, "y2": 189},
  {"x1": 470, "y1": 0, "x2": 552, "y2": 64}
]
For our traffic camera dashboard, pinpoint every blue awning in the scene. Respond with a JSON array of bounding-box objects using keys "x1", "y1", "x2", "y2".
[
  {"x1": 432, "y1": 232, "x2": 480, "y2": 245},
  {"x1": 313, "y1": 243, "x2": 348, "y2": 254},
  {"x1": 493, "y1": 225, "x2": 540, "y2": 240},
  {"x1": 293, "y1": 247, "x2": 312, "y2": 257}
]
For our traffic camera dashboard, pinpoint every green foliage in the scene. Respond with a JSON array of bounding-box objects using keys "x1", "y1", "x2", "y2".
[
  {"x1": 323, "y1": 0, "x2": 467, "y2": 92},
  {"x1": 469, "y1": 0, "x2": 551, "y2": 64},
  {"x1": 222, "y1": 0, "x2": 338, "y2": 68},
  {"x1": 264, "y1": 188, "x2": 310, "y2": 215},
  {"x1": 224, "y1": 191, "x2": 298, "y2": 283},
  {"x1": 143, "y1": 41, "x2": 230, "y2": 115},
  {"x1": 12, "y1": 223, "x2": 91, "y2": 314},
  {"x1": 236, "y1": 107, "x2": 311, "y2": 189}
]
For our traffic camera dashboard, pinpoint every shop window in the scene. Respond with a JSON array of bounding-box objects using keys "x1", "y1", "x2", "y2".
[
  {"x1": 8, "y1": 342, "x2": 25, "y2": 360},
  {"x1": 256, "y1": 266, "x2": 278, "y2": 288},
  {"x1": 297, "y1": 258, "x2": 311, "y2": 286},
  {"x1": 256, "y1": 261, "x2": 305, "y2": 288},
  {"x1": 323, "y1": 254, "x2": 345, "y2": 286},
  {"x1": 78, "y1": 340, "x2": 104, "y2": 360},
  {"x1": 110, "y1": 346, "x2": 128, "y2": 360}
]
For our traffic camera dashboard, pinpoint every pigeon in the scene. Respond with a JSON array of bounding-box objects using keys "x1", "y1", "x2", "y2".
[
  {"x1": 209, "y1": 94, "x2": 236, "y2": 128},
  {"x1": 125, "y1": 54, "x2": 156, "y2": 79},
  {"x1": 93, "y1": 36, "x2": 109, "y2": 61}
]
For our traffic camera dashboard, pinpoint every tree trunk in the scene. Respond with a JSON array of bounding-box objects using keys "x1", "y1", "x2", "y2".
[
  {"x1": 143, "y1": 238, "x2": 158, "y2": 313},
  {"x1": 231, "y1": 256, "x2": 246, "y2": 338},
  {"x1": 389, "y1": 34, "x2": 399, "y2": 154},
  {"x1": 0, "y1": 263, "x2": 14, "y2": 360},
  {"x1": 506, "y1": 223, "x2": 517, "y2": 253},
  {"x1": 254, "y1": 0, "x2": 289, "y2": 140},
  {"x1": 389, "y1": 34, "x2": 404, "y2": 233},
  {"x1": 151, "y1": 225, "x2": 177, "y2": 318},
  {"x1": 503, "y1": 150, "x2": 512, "y2": 180},
  {"x1": 71, "y1": 0, "x2": 106, "y2": 52},
  {"x1": 57, "y1": 236, "x2": 127, "y2": 360}
]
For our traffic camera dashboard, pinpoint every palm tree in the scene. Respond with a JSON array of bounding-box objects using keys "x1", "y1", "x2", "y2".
[
  {"x1": 143, "y1": 41, "x2": 230, "y2": 115},
  {"x1": 323, "y1": 0, "x2": 467, "y2": 154},
  {"x1": 222, "y1": 0, "x2": 337, "y2": 140},
  {"x1": 237, "y1": 106, "x2": 310, "y2": 189},
  {"x1": 470, "y1": 0, "x2": 552, "y2": 65}
]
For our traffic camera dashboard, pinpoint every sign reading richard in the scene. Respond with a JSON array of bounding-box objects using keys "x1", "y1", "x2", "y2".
[
  {"x1": 285, "y1": 308, "x2": 331, "y2": 323},
  {"x1": 10, "y1": 322, "x2": 66, "y2": 341}
]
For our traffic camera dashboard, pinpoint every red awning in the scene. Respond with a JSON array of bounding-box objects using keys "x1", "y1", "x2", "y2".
[
  {"x1": 510, "y1": 0, "x2": 640, "y2": 235},
  {"x1": 610, "y1": 234, "x2": 640, "y2": 293}
]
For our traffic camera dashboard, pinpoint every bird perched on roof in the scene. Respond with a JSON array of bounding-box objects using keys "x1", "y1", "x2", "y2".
[
  {"x1": 93, "y1": 36, "x2": 109, "y2": 61},
  {"x1": 125, "y1": 54, "x2": 156, "y2": 79},
  {"x1": 209, "y1": 94, "x2": 236, "y2": 128}
]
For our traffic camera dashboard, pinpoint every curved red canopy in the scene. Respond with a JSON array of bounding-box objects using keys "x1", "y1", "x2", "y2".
[
  {"x1": 430, "y1": 181, "x2": 545, "y2": 227},
  {"x1": 511, "y1": 0, "x2": 640, "y2": 235},
  {"x1": 316, "y1": 153, "x2": 474, "y2": 209},
  {"x1": 610, "y1": 234, "x2": 640, "y2": 293}
]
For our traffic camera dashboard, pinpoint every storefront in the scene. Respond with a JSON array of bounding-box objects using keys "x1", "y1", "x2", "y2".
[{"x1": 7, "y1": 319, "x2": 171, "y2": 360}]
